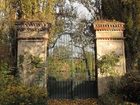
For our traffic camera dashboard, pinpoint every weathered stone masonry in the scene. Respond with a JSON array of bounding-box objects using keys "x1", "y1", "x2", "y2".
[
  {"x1": 94, "y1": 20, "x2": 126, "y2": 96},
  {"x1": 16, "y1": 20, "x2": 126, "y2": 96},
  {"x1": 16, "y1": 21, "x2": 50, "y2": 87}
]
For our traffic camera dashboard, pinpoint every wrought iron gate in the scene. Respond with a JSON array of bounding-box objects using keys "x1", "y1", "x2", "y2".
[
  {"x1": 47, "y1": 34, "x2": 97, "y2": 99},
  {"x1": 48, "y1": 80, "x2": 96, "y2": 99}
]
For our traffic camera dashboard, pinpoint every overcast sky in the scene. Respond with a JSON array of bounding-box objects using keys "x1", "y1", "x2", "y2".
[{"x1": 64, "y1": 0, "x2": 93, "y2": 21}]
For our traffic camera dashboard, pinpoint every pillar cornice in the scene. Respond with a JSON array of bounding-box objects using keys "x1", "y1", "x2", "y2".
[
  {"x1": 94, "y1": 20, "x2": 125, "y2": 31},
  {"x1": 15, "y1": 20, "x2": 51, "y2": 31}
]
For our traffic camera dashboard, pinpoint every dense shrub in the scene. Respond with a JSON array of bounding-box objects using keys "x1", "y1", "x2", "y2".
[
  {"x1": 98, "y1": 93, "x2": 123, "y2": 105},
  {"x1": 0, "y1": 84, "x2": 48, "y2": 105},
  {"x1": 0, "y1": 62, "x2": 48, "y2": 105},
  {"x1": 98, "y1": 93, "x2": 137, "y2": 105},
  {"x1": 107, "y1": 76, "x2": 121, "y2": 94},
  {"x1": 120, "y1": 71, "x2": 140, "y2": 103},
  {"x1": 98, "y1": 71, "x2": 140, "y2": 105}
]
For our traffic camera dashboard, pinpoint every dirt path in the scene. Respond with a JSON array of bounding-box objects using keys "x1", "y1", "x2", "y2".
[{"x1": 48, "y1": 99, "x2": 98, "y2": 105}]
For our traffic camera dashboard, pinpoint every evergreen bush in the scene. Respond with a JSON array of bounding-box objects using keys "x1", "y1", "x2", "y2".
[{"x1": 120, "y1": 71, "x2": 140, "y2": 103}]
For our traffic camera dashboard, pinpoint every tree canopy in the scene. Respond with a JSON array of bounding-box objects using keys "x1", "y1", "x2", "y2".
[{"x1": 102, "y1": 0, "x2": 140, "y2": 70}]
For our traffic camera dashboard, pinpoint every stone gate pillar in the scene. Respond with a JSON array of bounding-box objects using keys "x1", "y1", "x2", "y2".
[
  {"x1": 16, "y1": 21, "x2": 50, "y2": 87},
  {"x1": 93, "y1": 20, "x2": 126, "y2": 96}
]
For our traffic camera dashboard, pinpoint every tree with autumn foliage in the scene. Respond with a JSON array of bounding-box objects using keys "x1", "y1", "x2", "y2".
[{"x1": 0, "y1": 0, "x2": 63, "y2": 75}]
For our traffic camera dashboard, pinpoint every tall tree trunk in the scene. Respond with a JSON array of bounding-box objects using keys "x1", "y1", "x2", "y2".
[{"x1": 82, "y1": 47, "x2": 91, "y2": 80}]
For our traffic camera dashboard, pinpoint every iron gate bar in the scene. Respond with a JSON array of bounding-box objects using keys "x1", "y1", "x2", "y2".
[{"x1": 48, "y1": 79, "x2": 97, "y2": 99}]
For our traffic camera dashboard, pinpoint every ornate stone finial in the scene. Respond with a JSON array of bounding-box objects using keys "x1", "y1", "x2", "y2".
[{"x1": 94, "y1": 20, "x2": 125, "y2": 31}]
